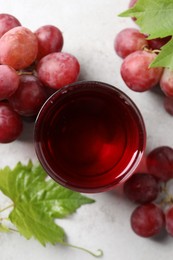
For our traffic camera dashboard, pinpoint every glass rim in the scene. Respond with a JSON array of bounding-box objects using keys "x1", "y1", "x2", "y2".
[{"x1": 34, "y1": 80, "x2": 146, "y2": 193}]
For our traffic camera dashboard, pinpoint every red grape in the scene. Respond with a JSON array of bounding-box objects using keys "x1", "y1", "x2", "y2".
[
  {"x1": 160, "y1": 68, "x2": 173, "y2": 97},
  {"x1": 0, "y1": 13, "x2": 21, "y2": 38},
  {"x1": 35, "y1": 25, "x2": 63, "y2": 60},
  {"x1": 0, "y1": 26, "x2": 38, "y2": 70},
  {"x1": 146, "y1": 146, "x2": 173, "y2": 181},
  {"x1": 0, "y1": 65, "x2": 19, "y2": 100},
  {"x1": 165, "y1": 206, "x2": 173, "y2": 236},
  {"x1": 147, "y1": 36, "x2": 171, "y2": 51},
  {"x1": 120, "y1": 50, "x2": 163, "y2": 92},
  {"x1": 114, "y1": 28, "x2": 148, "y2": 59},
  {"x1": 0, "y1": 102, "x2": 23, "y2": 143},
  {"x1": 164, "y1": 96, "x2": 173, "y2": 116},
  {"x1": 8, "y1": 75, "x2": 47, "y2": 117},
  {"x1": 124, "y1": 173, "x2": 159, "y2": 204},
  {"x1": 131, "y1": 203, "x2": 165, "y2": 237},
  {"x1": 37, "y1": 52, "x2": 80, "y2": 89}
]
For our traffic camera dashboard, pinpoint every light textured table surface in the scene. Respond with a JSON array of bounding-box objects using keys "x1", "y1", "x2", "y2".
[{"x1": 0, "y1": 0, "x2": 173, "y2": 260}]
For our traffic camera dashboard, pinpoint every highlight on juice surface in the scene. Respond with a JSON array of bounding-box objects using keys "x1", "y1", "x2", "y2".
[{"x1": 34, "y1": 81, "x2": 146, "y2": 193}]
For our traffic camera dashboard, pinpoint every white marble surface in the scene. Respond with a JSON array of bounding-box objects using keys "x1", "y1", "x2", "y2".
[{"x1": 0, "y1": 0, "x2": 173, "y2": 259}]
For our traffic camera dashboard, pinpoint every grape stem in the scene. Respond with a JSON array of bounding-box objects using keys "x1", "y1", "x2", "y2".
[
  {"x1": 152, "y1": 49, "x2": 161, "y2": 54},
  {"x1": 60, "y1": 241, "x2": 103, "y2": 258},
  {"x1": 0, "y1": 203, "x2": 14, "y2": 213},
  {"x1": 0, "y1": 204, "x2": 103, "y2": 257},
  {"x1": 159, "y1": 183, "x2": 173, "y2": 207},
  {"x1": 9, "y1": 227, "x2": 19, "y2": 232},
  {"x1": 0, "y1": 217, "x2": 10, "y2": 221},
  {"x1": 0, "y1": 223, "x2": 103, "y2": 256},
  {"x1": 17, "y1": 70, "x2": 37, "y2": 76},
  {"x1": 143, "y1": 46, "x2": 160, "y2": 54},
  {"x1": 0, "y1": 221, "x2": 18, "y2": 233}
]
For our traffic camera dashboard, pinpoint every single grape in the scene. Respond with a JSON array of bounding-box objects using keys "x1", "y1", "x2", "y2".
[
  {"x1": 0, "y1": 26, "x2": 38, "y2": 70},
  {"x1": 120, "y1": 50, "x2": 163, "y2": 92},
  {"x1": 131, "y1": 203, "x2": 165, "y2": 237},
  {"x1": 147, "y1": 36, "x2": 171, "y2": 51},
  {"x1": 164, "y1": 96, "x2": 173, "y2": 116},
  {"x1": 8, "y1": 75, "x2": 47, "y2": 117},
  {"x1": 0, "y1": 13, "x2": 21, "y2": 38},
  {"x1": 114, "y1": 28, "x2": 148, "y2": 59},
  {"x1": 165, "y1": 206, "x2": 173, "y2": 236},
  {"x1": 146, "y1": 146, "x2": 173, "y2": 181},
  {"x1": 123, "y1": 173, "x2": 159, "y2": 204},
  {"x1": 35, "y1": 25, "x2": 64, "y2": 60},
  {"x1": 0, "y1": 65, "x2": 19, "y2": 100},
  {"x1": 160, "y1": 68, "x2": 173, "y2": 97},
  {"x1": 0, "y1": 102, "x2": 23, "y2": 143},
  {"x1": 37, "y1": 52, "x2": 80, "y2": 89}
]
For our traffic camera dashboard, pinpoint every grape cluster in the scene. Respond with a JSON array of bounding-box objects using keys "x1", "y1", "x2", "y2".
[
  {"x1": 0, "y1": 13, "x2": 80, "y2": 143},
  {"x1": 123, "y1": 146, "x2": 173, "y2": 238},
  {"x1": 114, "y1": 0, "x2": 173, "y2": 114}
]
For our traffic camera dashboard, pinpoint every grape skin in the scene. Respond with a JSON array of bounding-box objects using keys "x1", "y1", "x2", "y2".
[
  {"x1": 0, "y1": 26, "x2": 38, "y2": 70},
  {"x1": 0, "y1": 65, "x2": 19, "y2": 100},
  {"x1": 8, "y1": 75, "x2": 47, "y2": 117},
  {"x1": 131, "y1": 203, "x2": 165, "y2": 237},
  {"x1": 165, "y1": 207, "x2": 173, "y2": 236},
  {"x1": 164, "y1": 96, "x2": 173, "y2": 116},
  {"x1": 147, "y1": 36, "x2": 171, "y2": 51},
  {"x1": 0, "y1": 102, "x2": 23, "y2": 143},
  {"x1": 120, "y1": 50, "x2": 163, "y2": 92},
  {"x1": 35, "y1": 25, "x2": 64, "y2": 60},
  {"x1": 0, "y1": 13, "x2": 21, "y2": 38},
  {"x1": 123, "y1": 173, "x2": 159, "y2": 204},
  {"x1": 37, "y1": 52, "x2": 80, "y2": 89},
  {"x1": 146, "y1": 146, "x2": 173, "y2": 181},
  {"x1": 0, "y1": 14, "x2": 81, "y2": 142},
  {"x1": 160, "y1": 68, "x2": 173, "y2": 97},
  {"x1": 128, "y1": 0, "x2": 137, "y2": 8},
  {"x1": 114, "y1": 28, "x2": 148, "y2": 59}
]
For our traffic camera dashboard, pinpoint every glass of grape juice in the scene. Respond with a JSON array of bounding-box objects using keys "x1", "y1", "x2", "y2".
[{"x1": 34, "y1": 81, "x2": 146, "y2": 193}]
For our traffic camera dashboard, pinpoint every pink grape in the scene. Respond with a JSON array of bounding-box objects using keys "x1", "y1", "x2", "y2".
[
  {"x1": 0, "y1": 26, "x2": 38, "y2": 70},
  {"x1": 8, "y1": 75, "x2": 47, "y2": 117},
  {"x1": 165, "y1": 207, "x2": 173, "y2": 236},
  {"x1": 120, "y1": 50, "x2": 163, "y2": 92},
  {"x1": 123, "y1": 173, "x2": 159, "y2": 204},
  {"x1": 0, "y1": 13, "x2": 21, "y2": 38},
  {"x1": 160, "y1": 68, "x2": 173, "y2": 97},
  {"x1": 0, "y1": 65, "x2": 19, "y2": 100},
  {"x1": 37, "y1": 52, "x2": 80, "y2": 89},
  {"x1": 146, "y1": 146, "x2": 173, "y2": 181},
  {"x1": 129, "y1": 0, "x2": 138, "y2": 8},
  {"x1": 128, "y1": 0, "x2": 138, "y2": 21},
  {"x1": 131, "y1": 203, "x2": 165, "y2": 237},
  {"x1": 35, "y1": 25, "x2": 63, "y2": 60},
  {"x1": 0, "y1": 102, "x2": 23, "y2": 143},
  {"x1": 114, "y1": 28, "x2": 148, "y2": 59}
]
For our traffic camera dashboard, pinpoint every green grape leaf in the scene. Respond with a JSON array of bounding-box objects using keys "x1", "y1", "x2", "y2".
[
  {"x1": 119, "y1": 0, "x2": 173, "y2": 39},
  {"x1": 0, "y1": 161, "x2": 95, "y2": 246},
  {"x1": 150, "y1": 38, "x2": 173, "y2": 69}
]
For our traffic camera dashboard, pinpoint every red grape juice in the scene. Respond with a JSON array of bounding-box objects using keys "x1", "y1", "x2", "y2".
[{"x1": 34, "y1": 81, "x2": 146, "y2": 192}]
